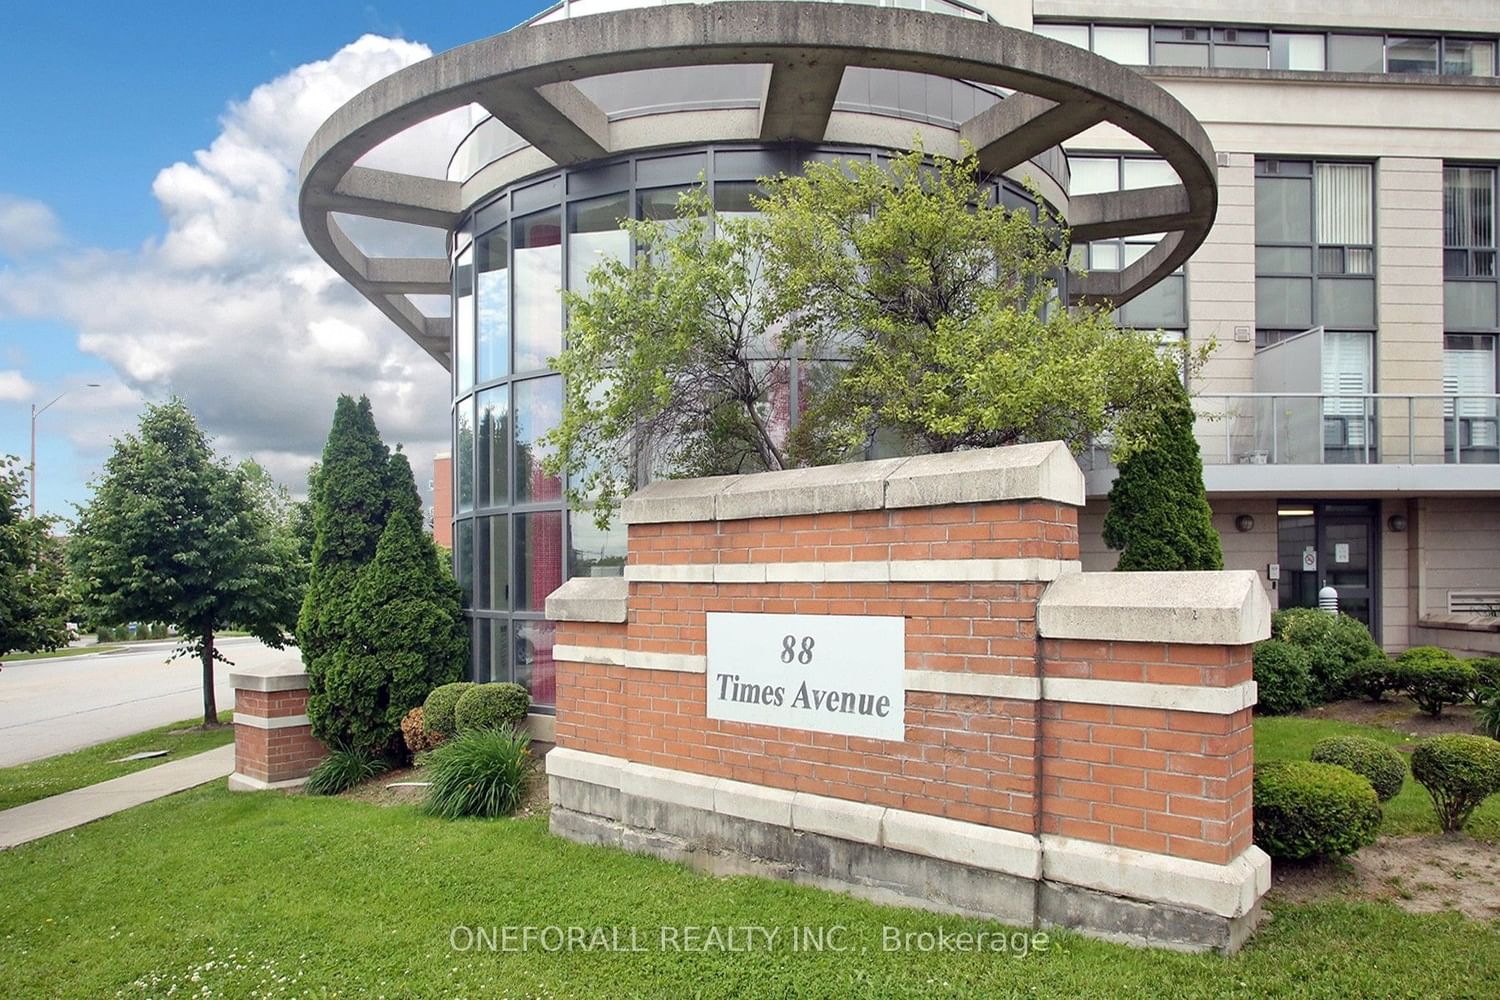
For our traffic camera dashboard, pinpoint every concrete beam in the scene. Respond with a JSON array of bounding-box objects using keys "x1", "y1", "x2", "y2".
[
  {"x1": 479, "y1": 81, "x2": 610, "y2": 165},
  {"x1": 758, "y1": 58, "x2": 847, "y2": 142},
  {"x1": 961, "y1": 94, "x2": 1107, "y2": 175},
  {"x1": 1068, "y1": 184, "x2": 1195, "y2": 242},
  {"x1": 312, "y1": 165, "x2": 461, "y2": 228},
  {"x1": 365, "y1": 256, "x2": 451, "y2": 295}
]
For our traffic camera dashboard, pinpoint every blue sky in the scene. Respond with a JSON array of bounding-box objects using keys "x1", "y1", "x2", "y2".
[{"x1": 0, "y1": 2, "x2": 540, "y2": 520}]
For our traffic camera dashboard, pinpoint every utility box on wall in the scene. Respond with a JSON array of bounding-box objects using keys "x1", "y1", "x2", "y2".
[{"x1": 544, "y1": 443, "x2": 1271, "y2": 953}]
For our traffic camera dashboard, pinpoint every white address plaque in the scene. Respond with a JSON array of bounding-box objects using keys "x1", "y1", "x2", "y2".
[{"x1": 705, "y1": 612, "x2": 906, "y2": 741}]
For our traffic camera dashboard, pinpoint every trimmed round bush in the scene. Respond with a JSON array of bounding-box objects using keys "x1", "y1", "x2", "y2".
[
  {"x1": 1253, "y1": 640, "x2": 1315, "y2": 715},
  {"x1": 1410, "y1": 734, "x2": 1500, "y2": 833},
  {"x1": 423, "y1": 681, "x2": 475, "y2": 740},
  {"x1": 424, "y1": 727, "x2": 536, "y2": 818},
  {"x1": 400, "y1": 706, "x2": 439, "y2": 755},
  {"x1": 1253, "y1": 760, "x2": 1382, "y2": 860},
  {"x1": 1468, "y1": 657, "x2": 1500, "y2": 704},
  {"x1": 305, "y1": 747, "x2": 387, "y2": 796},
  {"x1": 454, "y1": 682, "x2": 531, "y2": 733},
  {"x1": 1271, "y1": 608, "x2": 1381, "y2": 702},
  {"x1": 1395, "y1": 646, "x2": 1477, "y2": 718},
  {"x1": 1309, "y1": 735, "x2": 1406, "y2": 802},
  {"x1": 1345, "y1": 656, "x2": 1399, "y2": 703}
]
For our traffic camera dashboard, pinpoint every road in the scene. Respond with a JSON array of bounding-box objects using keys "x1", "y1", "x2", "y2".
[{"x1": 0, "y1": 638, "x2": 302, "y2": 767}]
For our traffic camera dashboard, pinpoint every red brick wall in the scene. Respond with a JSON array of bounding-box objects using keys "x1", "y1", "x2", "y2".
[
  {"x1": 233, "y1": 686, "x2": 326, "y2": 785},
  {"x1": 556, "y1": 500, "x2": 1255, "y2": 864}
]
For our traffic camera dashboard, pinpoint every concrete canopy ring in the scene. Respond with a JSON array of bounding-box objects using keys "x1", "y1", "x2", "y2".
[{"x1": 299, "y1": 2, "x2": 1218, "y2": 368}]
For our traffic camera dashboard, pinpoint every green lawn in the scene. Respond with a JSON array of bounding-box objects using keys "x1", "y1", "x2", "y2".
[
  {"x1": 0, "y1": 712, "x2": 234, "y2": 811},
  {"x1": 1, "y1": 643, "x2": 124, "y2": 661},
  {"x1": 1254, "y1": 714, "x2": 1500, "y2": 841},
  {"x1": 0, "y1": 788, "x2": 1497, "y2": 999}
]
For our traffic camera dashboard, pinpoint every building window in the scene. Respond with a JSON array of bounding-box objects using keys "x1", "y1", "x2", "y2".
[
  {"x1": 1444, "y1": 334, "x2": 1499, "y2": 461},
  {"x1": 1444, "y1": 166, "x2": 1496, "y2": 278}
]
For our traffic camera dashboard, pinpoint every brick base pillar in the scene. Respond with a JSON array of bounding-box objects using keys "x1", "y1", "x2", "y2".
[{"x1": 227, "y1": 664, "x2": 325, "y2": 791}]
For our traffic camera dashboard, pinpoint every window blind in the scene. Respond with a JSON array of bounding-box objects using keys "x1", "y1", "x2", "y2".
[{"x1": 1315, "y1": 163, "x2": 1372, "y2": 246}]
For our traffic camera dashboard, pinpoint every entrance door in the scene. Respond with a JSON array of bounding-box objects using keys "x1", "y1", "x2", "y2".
[{"x1": 1275, "y1": 501, "x2": 1380, "y2": 634}]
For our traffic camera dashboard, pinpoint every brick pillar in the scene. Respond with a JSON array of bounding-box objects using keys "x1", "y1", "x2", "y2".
[{"x1": 227, "y1": 664, "x2": 325, "y2": 791}]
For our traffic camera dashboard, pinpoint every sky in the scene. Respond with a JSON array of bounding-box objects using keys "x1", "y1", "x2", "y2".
[{"x1": 0, "y1": 1, "x2": 543, "y2": 521}]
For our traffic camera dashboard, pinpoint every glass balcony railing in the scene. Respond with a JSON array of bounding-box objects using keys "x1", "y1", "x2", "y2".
[{"x1": 1192, "y1": 393, "x2": 1500, "y2": 466}]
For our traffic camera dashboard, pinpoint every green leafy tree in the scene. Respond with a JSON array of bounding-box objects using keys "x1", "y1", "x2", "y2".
[
  {"x1": 546, "y1": 148, "x2": 1198, "y2": 524},
  {"x1": 318, "y1": 450, "x2": 467, "y2": 756},
  {"x1": 1101, "y1": 382, "x2": 1223, "y2": 571},
  {"x1": 0, "y1": 456, "x2": 71, "y2": 657},
  {"x1": 299, "y1": 396, "x2": 390, "y2": 745},
  {"x1": 71, "y1": 400, "x2": 301, "y2": 724}
]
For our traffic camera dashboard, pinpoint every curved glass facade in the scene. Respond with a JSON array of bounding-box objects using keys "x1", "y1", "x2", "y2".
[{"x1": 451, "y1": 143, "x2": 1055, "y2": 707}]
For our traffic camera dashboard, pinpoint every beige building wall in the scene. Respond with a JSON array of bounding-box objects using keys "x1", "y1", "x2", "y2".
[
  {"x1": 1380, "y1": 498, "x2": 1413, "y2": 651},
  {"x1": 1035, "y1": 0, "x2": 1497, "y2": 34},
  {"x1": 1418, "y1": 496, "x2": 1500, "y2": 617},
  {"x1": 1376, "y1": 158, "x2": 1446, "y2": 463}
]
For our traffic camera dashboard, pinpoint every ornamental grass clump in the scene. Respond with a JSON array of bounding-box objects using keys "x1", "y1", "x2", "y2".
[
  {"x1": 423, "y1": 727, "x2": 536, "y2": 819},
  {"x1": 1252, "y1": 760, "x2": 1381, "y2": 860},
  {"x1": 1410, "y1": 734, "x2": 1500, "y2": 833},
  {"x1": 1309, "y1": 735, "x2": 1406, "y2": 802},
  {"x1": 305, "y1": 747, "x2": 387, "y2": 796}
]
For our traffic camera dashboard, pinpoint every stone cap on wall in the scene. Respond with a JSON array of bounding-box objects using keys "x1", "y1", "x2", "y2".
[
  {"x1": 546, "y1": 576, "x2": 629, "y2": 623},
  {"x1": 620, "y1": 442, "x2": 1086, "y2": 525},
  {"x1": 1037, "y1": 570, "x2": 1272, "y2": 646},
  {"x1": 228, "y1": 661, "x2": 310, "y2": 693}
]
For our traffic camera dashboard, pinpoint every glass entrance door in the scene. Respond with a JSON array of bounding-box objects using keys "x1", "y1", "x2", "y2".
[{"x1": 1275, "y1": 501, "x2": 1380, "y2": 634}]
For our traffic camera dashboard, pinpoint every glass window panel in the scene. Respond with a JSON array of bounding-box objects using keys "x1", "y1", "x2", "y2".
[
  {"x1": 1122, "y1": 158, "x2": 1177, "y2": 190},
  {"x1": 570, "y1": 509, "x2": 627, "y2": 578},
  {"x1": 1316, "y1": 278, "x2": 1376, "y2": 328},
  {"x1": 514, "y1": 375, "x2": 564, "y2": 504},
  {"x1": 1256, "y1": 245, "x2": 1313, "y2": 273},
  {"x1": 475, "y1": 515, "x2": 510, "y2": 611},
  {"x1": 455, "y1": 518, "x2": 474, "y2": 608},
  {"x1": 1477, "y1": 250, "x2": 1498, "y2": 277},
  {"x1": 1088, "y1": 241, "x2": 1121, "y2": 271},
  {"x1": 1443, "y1": 166, "x2": 1495, "y2": 248},
  {"x1": 1093, "y1": 26, "x2": 1149, "y2": 65},
  {"x1": 1387, "y1": 36, "x2": 1439, "y2": 75},
  {"x1": 515, "y1": 511, "x2": 564, "y2": 612},
  {"x1": 455, "y1": 397, "x2": 474, "y2": 513},
  {"x1": 1272, "y1": 34, "x2": 1326, "y2": 71},
  {"x1": 484, "y1": 619, "x2": 511, "y2": 684},
  {"x1": 1069, "y1": 157, "x2": 1120, "y2": 195},
  {"x1": 1445, "y1": 279, "x2": 1499, "y2": 330},
  {"x1": 1155, "y1": 43, "x2": 1209, "y2": 68},
  {"x1": 1346, "y1": 247, "x2": 1374, "y2": 275},
  {"x1": 476, "y1": 385, "x2": 509, "y2": 508},
  {"x1": 515, "y1": 619, "x2": 556, "y2": 709},
  {"x1": 513, "y1": 210, "x2": 563, "y2": 373},
  {"x1": 567, "y1": 193, "x2": 630, "y2": 295},
  {"x1": 1328, "y1": 34, "x2": 1384, "y2": 73},
  {"x1": 1256, "y1": 276, "x2": 1314, "y2": 328},
  {"x1": 1256, "y1": 176, "x2": 1313, "y2": 243},
  {"x1": 1322, "y1": 331, "x2": 1373, "y2": 435},
  {"x1": 455, "y1": 247, "x2": 475, "y2": 391},
  {"x1": 1445, "y1": 39, "x2": 1495, "y2": 77},
  {"x1": 1316, "y1": 246, "x2": 1345, "y2": 274},
  {"x1": 1213, "y1": 45, "x2": 1270, "y2": 70},
  {"x1": 470, "y1": 614, "x2": 487, "y2": 683},
  {"x1": 476, "y1": 229, "x2": 509, "y2": 381},
  {"x1": 1035, "y1": 23, "x2": 1088, "y2": 50},
  {"x1": 713, "y1": 180, "x2": 765, "y2": 216},
  {"x1": 1122, "y1": 241, "x2": 1155, "y2": 267},
  {"x1": 1215, "y1": 28, "x2": 1268, "y2": 44},
  {"x1": 1315, "y1": 163, "x2": 1373, "y2": 245},
  {"x1": 1119, "y1": 274, "x2": 1185, "y2": 329},
  {"x1": 1445, "y1": 249, "x2": 1470, "y2": 277}
]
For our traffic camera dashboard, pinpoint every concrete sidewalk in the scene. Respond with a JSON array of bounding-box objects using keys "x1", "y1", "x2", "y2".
[{"x1": 0, "y1": 744, "x2": 235, "y2": 850}]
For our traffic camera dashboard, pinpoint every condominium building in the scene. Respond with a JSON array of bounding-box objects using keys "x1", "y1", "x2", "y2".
[{"x1": 300, "y1": 0, "x2": 1500, "y2": 707}]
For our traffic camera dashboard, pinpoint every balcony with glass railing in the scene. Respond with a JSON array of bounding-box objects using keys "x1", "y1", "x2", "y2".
[{"x1": 1194, "y1": 393, "x2": 1500, "y2": 466}]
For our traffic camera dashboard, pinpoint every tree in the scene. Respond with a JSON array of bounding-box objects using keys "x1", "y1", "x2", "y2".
[
  {"x1": 71, "y1": 400, "x2": 302, "y2": 724},
  {"x1": 319, "y1": 450, "x2": 467, "y2": 756},
  {"x1": 546, "y1": 149, "x2": 1199, "y2": 524},
  {"x1": 0, "y1": 456, "x2": 71, "y2": 658},
  {"x1": 1101, "y1": 381, "x2": 1223, "y2": 571},
  {"x1": 299, "y1": 396, "x2": 390, "y2": 745}
]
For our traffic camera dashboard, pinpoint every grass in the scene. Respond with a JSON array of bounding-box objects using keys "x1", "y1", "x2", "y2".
[
  {"x1": 0, "y1": 712, "x2": 234, "y2": 811},
  {"x1": 1, "y1": 644, "x2": 124, "y2": 661},
  {"x1": 1255, "y1": 714, "x2": 1500, "y2": 841},
  {"x1": 0, "y1": 788, "x2": 1497, "y2": 999}
]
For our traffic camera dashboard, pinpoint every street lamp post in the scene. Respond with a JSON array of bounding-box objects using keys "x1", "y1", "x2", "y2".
[{"x1": 29, "y1": 384, "x2": 100, "y2": 519}]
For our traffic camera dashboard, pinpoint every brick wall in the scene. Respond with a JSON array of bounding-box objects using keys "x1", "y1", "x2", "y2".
[{"x1": 230, "y1": 672, "x2": 325, "y2": 789}]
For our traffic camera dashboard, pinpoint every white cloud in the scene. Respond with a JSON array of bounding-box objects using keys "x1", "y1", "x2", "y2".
[
  {"x1": 0, "y1": 369, "x2": 36, "y2": 402},
  {"x1": 0, "y1": 195, "x2": 63, "y2": 258},
  {"x1": 0, "y1": 35, "x2": 467, "y2": 501}
]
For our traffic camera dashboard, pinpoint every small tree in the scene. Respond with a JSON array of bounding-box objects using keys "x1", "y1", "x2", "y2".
[
  {"x1": 1101, "y1": 382, "x2": 1223, "y2": 571},
  {"x1": 0, "y1": 456, "x2": 71, "y2": 658},
  {"x1": 71, "y1": 400, "x2": 301, "y2": 724},
  {"x1": 317, "y1": 450, "x2": 467, "y2": 756},
  {"x1": 299, "y1": 395, "x2": 389, "y2": 743}
]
